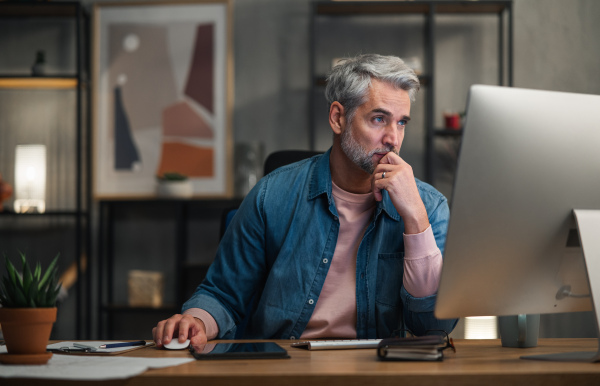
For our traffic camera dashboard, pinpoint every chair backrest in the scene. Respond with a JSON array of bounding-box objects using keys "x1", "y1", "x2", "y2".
[{"x1": 263, "y1": 150, "x2": 323, "y2": 176}]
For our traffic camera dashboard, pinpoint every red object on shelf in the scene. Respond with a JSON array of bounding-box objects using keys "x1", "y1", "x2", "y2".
[
  {"x1": 0, "y1": 173, "x2": 13, "y2": 212},
  {"x1": 444, "y1": 113, "x2": 461, "y2": 130}
]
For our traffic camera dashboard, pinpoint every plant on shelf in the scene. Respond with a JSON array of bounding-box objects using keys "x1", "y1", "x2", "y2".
[
  {"x1": 0, "y1": 252, "x2": 61, "y2": 365},
  {"x1": 157, "y1": 172, "x2": 188, "y2": 181},
  {"x1": 156, "y1": 172, "x2": 193, "y2": 198}
]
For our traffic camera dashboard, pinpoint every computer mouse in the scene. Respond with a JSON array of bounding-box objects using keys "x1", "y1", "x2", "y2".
[{"x1": 163, "y1": 338, "x2": 190, "y2": 350}]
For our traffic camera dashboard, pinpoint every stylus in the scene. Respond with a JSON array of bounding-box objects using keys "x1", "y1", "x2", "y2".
[{"x1": 99, "y1": 340, "x2": 147, "y2": 349}]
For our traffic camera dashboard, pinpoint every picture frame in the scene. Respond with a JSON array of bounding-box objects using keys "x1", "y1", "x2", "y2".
[{"x1": 93, "y1": 0, "x2": 233, "y2": 199}]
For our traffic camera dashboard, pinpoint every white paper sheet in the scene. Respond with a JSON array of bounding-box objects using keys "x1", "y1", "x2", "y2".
[{"x1": 0, "y1": 345, "x2": 194, "y2": 380}]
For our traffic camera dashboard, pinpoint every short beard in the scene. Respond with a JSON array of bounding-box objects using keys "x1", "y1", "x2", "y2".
[{"x1": 340, "y1": 122, "x2": 398, "y2": 174}]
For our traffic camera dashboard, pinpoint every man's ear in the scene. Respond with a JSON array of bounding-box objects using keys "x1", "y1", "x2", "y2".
[{"x1": 329, "y1": 102, "x2": 346, "y2": 135}]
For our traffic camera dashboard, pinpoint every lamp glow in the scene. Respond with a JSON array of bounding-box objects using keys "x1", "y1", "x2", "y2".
[
  {"x1": 14, "y1": 144, "x2": 46, "y2": 213},
  {"x1": 464, "y1": 316, "x2": 498, "y2": 339}
]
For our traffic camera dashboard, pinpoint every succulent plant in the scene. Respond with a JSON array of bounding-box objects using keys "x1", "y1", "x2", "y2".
[
  {"x1": 0, "y1": 252, "x2": 61, "y2": 308},
  {"x1": 157, "y1": 172, "x2": 188, "y2": 181}
]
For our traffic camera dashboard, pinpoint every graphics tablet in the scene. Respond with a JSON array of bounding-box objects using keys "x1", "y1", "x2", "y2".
[{"x1": 190, "y1": 342, "x2": 290, "y2": 360}]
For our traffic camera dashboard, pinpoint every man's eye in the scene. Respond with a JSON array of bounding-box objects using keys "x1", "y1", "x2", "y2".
[
  {"x1": 398, "y1": 119, "x2": 407, "y2": 126},
  {"x1": 374, "y1": 116, "x2": 384, "y2": 123}
]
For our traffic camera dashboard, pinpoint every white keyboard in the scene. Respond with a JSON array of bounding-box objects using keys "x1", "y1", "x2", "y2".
[{"x1": 290, "y1": 339, "x2": 382, "y2": 350}]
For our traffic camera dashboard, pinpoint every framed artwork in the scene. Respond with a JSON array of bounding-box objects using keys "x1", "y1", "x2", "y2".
[{"x1": 93, "y1": 0, "x2": 233, "y2": 198}]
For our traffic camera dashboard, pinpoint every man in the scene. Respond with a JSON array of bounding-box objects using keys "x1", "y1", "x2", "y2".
[{"x1": 153, "y1": 54, "x2": 458, "y2": 351}]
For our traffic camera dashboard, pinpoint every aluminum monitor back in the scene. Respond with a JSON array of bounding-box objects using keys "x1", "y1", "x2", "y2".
[{"x1": 435, "y1": 85, "x2": 600, "y2": 322}]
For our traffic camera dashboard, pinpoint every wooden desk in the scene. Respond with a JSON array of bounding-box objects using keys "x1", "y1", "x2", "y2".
[{"x1": 6, "y1": 339, "x2": 600, "y2": 386}]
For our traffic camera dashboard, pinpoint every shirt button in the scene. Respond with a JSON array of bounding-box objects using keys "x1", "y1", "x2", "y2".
[
  {"x1": 308, "y1": 299, "x2": 314, "y2": 305},
  {"x1": 322, "y1": 258, "x2": 328, "y2": 264}
]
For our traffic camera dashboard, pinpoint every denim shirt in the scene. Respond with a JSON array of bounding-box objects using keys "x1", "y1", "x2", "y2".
[{"x1": 182, "y1": 148, "x2": 458, "y2": 339}]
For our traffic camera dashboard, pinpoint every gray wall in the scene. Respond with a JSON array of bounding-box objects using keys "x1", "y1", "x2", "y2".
[{"x1": 1, "y1": 0, "x2": 599, "y2": 339}]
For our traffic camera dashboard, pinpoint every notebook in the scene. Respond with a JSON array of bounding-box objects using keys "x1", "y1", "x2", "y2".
[{"x1": 377, "y1": 336, "x2": 445, "y2": 361}]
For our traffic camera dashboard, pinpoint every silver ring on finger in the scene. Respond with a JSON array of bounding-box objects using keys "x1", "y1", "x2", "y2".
[{"x1": 382, "y1": 171, "x2": 386, "y2": 179}]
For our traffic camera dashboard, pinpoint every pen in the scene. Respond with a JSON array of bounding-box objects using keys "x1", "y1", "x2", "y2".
[
  {"x1": 73, "y1": 343, "x2": 98, "y2": 351},
  {"x1": 99, "y1": 340, "x2": 147, "y2": 349}
]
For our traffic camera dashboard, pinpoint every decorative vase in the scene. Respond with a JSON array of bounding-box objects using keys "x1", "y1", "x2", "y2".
[
  {"x1": 31, "y1": 50, "x2": 46, "y2": 76},
  {"x1": 0, "y1": 307, "x2": 57, "y2": 364},
  {"x1": 156, "y1": 180, "x2": 193, "y2": 198}
]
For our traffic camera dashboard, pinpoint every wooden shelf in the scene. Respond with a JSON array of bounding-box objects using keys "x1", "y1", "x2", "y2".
[{"x1": 0, "y1": 77, "x2": 78, "y2": 90}]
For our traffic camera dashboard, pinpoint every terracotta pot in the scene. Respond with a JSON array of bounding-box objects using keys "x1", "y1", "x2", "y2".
[{"x1": 0, "y1": 307, "x2": 57, "y2": 356}]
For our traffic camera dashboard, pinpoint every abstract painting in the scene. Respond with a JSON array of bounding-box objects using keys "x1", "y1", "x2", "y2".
[{"x1": 93, "y1": 0, "x2": 232, "y2": 198}]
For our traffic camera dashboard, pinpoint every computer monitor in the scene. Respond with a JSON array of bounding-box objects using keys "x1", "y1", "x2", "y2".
[{"x1": 434, "y1": 85, "x2": 600, "y2": 361}]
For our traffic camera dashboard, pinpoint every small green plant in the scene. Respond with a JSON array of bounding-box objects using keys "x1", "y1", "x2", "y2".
[
  {"x1": 0, "y1": 253, "x2": 61, "y2": 308},
  {"x1": 157, "y1": 172, "x2": 188, "y2": 181}
]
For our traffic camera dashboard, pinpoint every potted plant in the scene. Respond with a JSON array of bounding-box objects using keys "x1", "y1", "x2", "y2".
[
  {"x1": 156, "y1": 172, "x2": 193, "y2": 198},
  {"x1": 0, "y1": 252, "x2": 61, "y2": 365}
]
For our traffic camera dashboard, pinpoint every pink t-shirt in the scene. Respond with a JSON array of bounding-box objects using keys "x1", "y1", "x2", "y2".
[
  {"x1": 300, "y1": 182, "x2": 375, "y2": 338},
  {"x1": 185, "y1": 183, "x2": 443, "y2": 340}
]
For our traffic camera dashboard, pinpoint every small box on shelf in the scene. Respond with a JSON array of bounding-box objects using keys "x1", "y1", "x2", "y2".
[{"x1": 128, "y1": 270, "x2": 165, "y2": 308}]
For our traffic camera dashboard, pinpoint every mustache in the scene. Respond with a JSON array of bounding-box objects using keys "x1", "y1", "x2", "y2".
[{"x1": 368, "y1": 147, "x2": 398, "y2": 157}]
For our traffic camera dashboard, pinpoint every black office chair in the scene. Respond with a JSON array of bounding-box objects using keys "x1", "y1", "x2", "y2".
[{"x1": 262, "y1": 150, "x2": 323, "y2": 176}]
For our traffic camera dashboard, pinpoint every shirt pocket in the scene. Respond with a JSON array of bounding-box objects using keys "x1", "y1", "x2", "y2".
[{"x1": 375, "y1": 252, "x2": 404, "y2": 308}]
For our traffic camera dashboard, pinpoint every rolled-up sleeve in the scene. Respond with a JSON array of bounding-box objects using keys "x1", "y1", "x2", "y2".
[
  {"x1": 403, "y1": 226, "x2": 443, "y2": 297},
  {"x1": 183, "y1": 308, "x2": 219, "y2": 340},
  {"x1": 400, "y1": 189, "x2": 458, "y2": 336}
]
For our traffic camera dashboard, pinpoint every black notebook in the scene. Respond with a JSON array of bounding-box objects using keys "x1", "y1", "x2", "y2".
[{"x1": 377, "y1": 335, "x2": 446, "y2": 361}]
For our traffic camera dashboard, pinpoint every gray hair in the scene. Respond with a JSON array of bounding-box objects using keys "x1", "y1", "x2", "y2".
[{"x1": 325, "y1": 54, "x2": 420, "y2": 123}]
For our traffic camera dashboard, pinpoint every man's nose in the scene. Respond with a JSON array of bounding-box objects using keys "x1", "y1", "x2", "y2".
[{"x1": 382, "y1": 124, "x2": 399, "y2": 149}]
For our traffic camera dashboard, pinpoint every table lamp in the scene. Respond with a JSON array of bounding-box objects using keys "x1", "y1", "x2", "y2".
[{"x1": 14, "y1": 144, "x2": 46, "y2": 213}]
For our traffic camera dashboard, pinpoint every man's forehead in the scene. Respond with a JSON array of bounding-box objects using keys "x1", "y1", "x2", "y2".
[{"x1": 364, "y1": 84, "x2": 411, "y2": 112}]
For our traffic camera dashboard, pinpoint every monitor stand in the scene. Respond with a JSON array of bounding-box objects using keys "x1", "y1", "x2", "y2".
[{"x1": 522, "y1": 210, "x2": 600, "y2": 362}]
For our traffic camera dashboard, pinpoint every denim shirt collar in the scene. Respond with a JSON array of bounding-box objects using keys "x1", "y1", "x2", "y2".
[{"x1": 308, "y1": 147, "x2": 400, "y2": 222}]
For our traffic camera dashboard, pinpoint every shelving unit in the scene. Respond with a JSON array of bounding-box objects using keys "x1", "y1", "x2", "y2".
[
  {"x1": 0, "y1": 1, "x2": 90, "y2": 339},
  {"x1": 97, "y1": 198, "x2": 242, "y2": 339},
  {"x1": 309, "y1": 0, "x2": 513, "y2": 184}
]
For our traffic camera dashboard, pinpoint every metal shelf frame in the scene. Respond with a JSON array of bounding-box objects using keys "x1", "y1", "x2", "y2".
[{"x1": 0, "y1": 1, "x2": 91, "y2": 339}]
